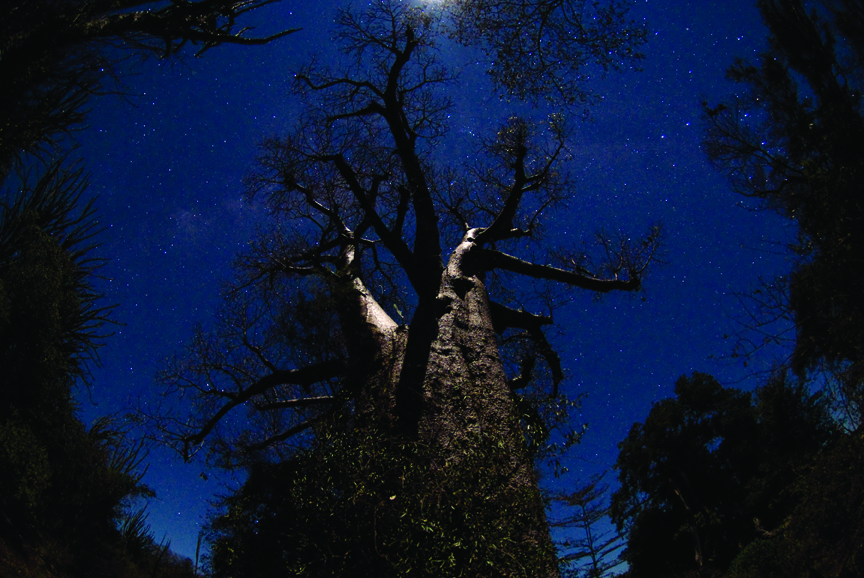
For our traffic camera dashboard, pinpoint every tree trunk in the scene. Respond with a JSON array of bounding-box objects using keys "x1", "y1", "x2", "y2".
[
  {"x1": 341, "y1": 230, "x2": 559, "y2": 576},
  {"x1": 418, "y1": 232, "x2": 559, "y2": 576}
]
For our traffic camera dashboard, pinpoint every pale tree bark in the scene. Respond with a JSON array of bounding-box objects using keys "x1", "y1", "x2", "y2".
[{"x1": 415, "y1": 229, "x2": 560, "y2": 572}]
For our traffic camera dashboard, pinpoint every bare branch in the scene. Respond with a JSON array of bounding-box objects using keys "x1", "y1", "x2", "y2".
[
  {"x1": 478, "y1": 249, "x2": 641, "y2": 293},
  {"x1": 489, "y1": 300, "x2": 552, "y2": 334},
  {"x1": 181, "y1": 358, "x2": 348, "y2": 457},
  {"x1": 84, "y1": 1, "x2": 299, "y2": 57},
  {"x1": 490, "y1": 301, "x2": 564, "y2": 396},
  {"x1": 447, "y1": 0, "x2": 647, "y2": 106},
  {"x1": 469, "y1": 115, "x2": 572, "y2": 247},
  {"x1": 490, "y1": 301, "x2": 566, "y2": 396},
  {"x1": 245, "y1": 414, "x2": 327, "y2": 451},
  {"x1": 254, "y1": 395, "x2": 335, "y2": 411}
]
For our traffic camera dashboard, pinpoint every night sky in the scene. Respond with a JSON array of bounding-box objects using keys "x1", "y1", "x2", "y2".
[{"x1": 73, "y1": 0, "x2": 793, "y2": 561}]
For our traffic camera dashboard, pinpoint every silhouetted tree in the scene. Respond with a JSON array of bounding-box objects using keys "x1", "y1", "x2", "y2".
[
  {"x1": 0, "y1": 1, "x2": 295, "y2": 575},
  {"x1": 723, "y1": 430, "x2": 864, "y2": 578},
  {"x1": 149, "y1": 0, "x2": 652, "y2": 575},
  {"x1": 611, "y1": 372, "x2": 834, "y2": 577},
  {"x1": 0, "y1": 0, "x2": 298, "y2": 171},
  {"x1": 703, "y1": 0, "x2": 864, "y2": 415},
  {"x1": 552, "y1": 473, "x2": 625, "y2": 578},
  {"x1": 700, "y1": 4, "x2": 864, "y2": 574},
  {"x1": 0, "y1": 160, "x2": 166, "y2": 577}
]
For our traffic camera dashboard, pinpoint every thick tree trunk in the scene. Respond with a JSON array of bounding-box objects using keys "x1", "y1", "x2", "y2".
[
  {"x1": 333, "y1": 233, "x2": 559, "y2": 575},
  {"x1": 417, "y1": 230, "x2": 520, "y2": 450},
  {"x1": 335, "y1": 231, "x2": 558, "y2": 576},
  {"x1": 333, "y1": 244, "x2": 406, "y2": 430},
  {"x1": 416, "y1": 230, "x2": 559, "y2": 576}
]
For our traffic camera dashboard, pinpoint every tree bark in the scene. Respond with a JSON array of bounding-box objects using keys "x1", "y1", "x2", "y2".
[
  {"x1": 379, "y1": 229, "x2": 560, "y2": 576},
  {"x1": 322, "y1": 229, "x2": 559, "y2": 574}
]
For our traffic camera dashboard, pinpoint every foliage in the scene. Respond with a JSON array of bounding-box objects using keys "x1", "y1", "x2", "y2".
[
  {"x1": 552, "y1": 473, "x2": 625, "y2": 578},
  {"x1": 207, "y1": 415, "x2": 555, "y2": 578},
  {"x1": 702, "y1": 0, "x2": 864, "y2": 410},
  {"x1": 0, "y1": 158, "x2": 110, "y2": 389},
  {"x1": 0, "y1": 160, "x2": 111, "y2": 547},
  {"x1": 611, "y1": 372, "x2": 835, "y2": 577},
  {"x1": 0, "y1": 0, "x2": 298, "y2": 171},
  {"x1": 0, "y1": 0, "x2": 297, "y2": 574},
  {"x1": 723, "y1": 431, "x2": 864, "y2": 578},
  {"x1": 0, "y1": 159, "x2": 200, "y2": 577},
  {"x1": 700, "y1": 3, "x2": 864, "y2": 572},
  {"x1": 0, "y1": 0, "x2": 295, "y2": 573}
]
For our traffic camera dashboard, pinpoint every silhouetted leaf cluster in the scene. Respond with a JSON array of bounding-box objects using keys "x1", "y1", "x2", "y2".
[
  {"x1": 703, "y1": 0, "x2": 864, "y2": 410},
  {"x1": 611, "y1": 372, "x2": 836, "y2": 578},
  {"x1": 0, "y1": 0, "x2": 298, "y2": 171},
  {"x1": 0, "y1": 163, "x2": 196, "y2": 576}
]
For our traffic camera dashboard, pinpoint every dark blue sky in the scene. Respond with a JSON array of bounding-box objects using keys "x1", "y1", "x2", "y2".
[{"x1": 75, "y1": 0, "x2": 791, "y2": 561}]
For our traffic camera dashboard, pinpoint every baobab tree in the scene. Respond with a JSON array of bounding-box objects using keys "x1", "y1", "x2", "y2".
[{"x1": 150, "y1": 1, "x2": 656, "y2": 574}]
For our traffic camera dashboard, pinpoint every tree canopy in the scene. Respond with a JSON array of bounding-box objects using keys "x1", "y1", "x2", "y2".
[
  {"x1": 611, "y1": 372, "x2": 835, "y2": 577},
  {"x1": 690, "y1": 3, "x2": 864, "y2": 575},
  {"x1": 703, "y1": 0, "x2": 864, "y2": 415},
  {"x1": 0, "y1": 0, "x2": 299, "y2": 172},
  {"x1": 1, "y1": 0, "x2": 296, "y2": 574}
]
